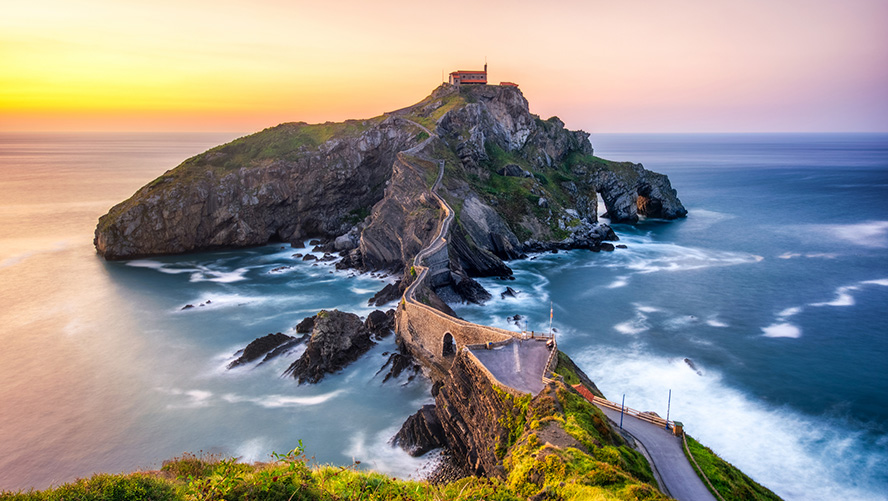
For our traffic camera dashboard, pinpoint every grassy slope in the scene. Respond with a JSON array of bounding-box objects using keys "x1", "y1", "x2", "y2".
[{"x1": 685, "y1": 435, "x2": 782, "y2": 501}]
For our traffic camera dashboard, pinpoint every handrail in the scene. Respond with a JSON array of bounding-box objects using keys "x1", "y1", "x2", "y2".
[
  {"x1": 683, "y1": 433, "x2": 726, "y2": 501},
  {"x1": 574, "y1": 386, "x2": 676, "y2": 430}
]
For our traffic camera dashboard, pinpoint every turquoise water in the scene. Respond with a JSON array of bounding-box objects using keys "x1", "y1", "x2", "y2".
[
  {"x1": 455, "y1": 133, "x2": 888, "y2": 500},
  {"x1": 1, "y1": 132, "x2": 886, "y2": 499}
]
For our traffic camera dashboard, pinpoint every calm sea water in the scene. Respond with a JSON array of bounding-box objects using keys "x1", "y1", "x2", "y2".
[{"x1": 1, "y1": 132, "x2": 886, "y2": 500}]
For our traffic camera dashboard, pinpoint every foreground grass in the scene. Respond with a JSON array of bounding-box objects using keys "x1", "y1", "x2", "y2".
[{"x1": 1, "y1": 447, "x2": 521, "y2": 501}]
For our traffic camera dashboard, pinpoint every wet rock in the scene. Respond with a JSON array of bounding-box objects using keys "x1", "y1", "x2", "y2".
[
  {"x1": 501, "y1": 286, "x2": 519, "y2": 299},
  {"x1": 283, "y1": 310, "x2": 374, "y2": 384},
  {"x1": 368, "y1": 280, "x2": 403, "y2": 307},
  {"x1": 228, "y1": 332, "x2": 294, "y2": 369},
  {"x1": 302, "y1": 254, "x2": 317, "y2": 262},
  {"x1": 292, "y1": 253, "x2": 303, "y2": 258},
  {"x1": 295, "y1": 315, "x2": 315, "y2": 334},
  {"x1": 453, "y1": 275, "x2": 491, "y2": 304},
  {"x1": 365, "y1": 309, "x2": 395, "y2": 338},
  {"x1": 684, "y1": 357, "x2": 703, "y2": 376},
  {"x1": 393, "y1": 404, "x2": 446, "y2": 457}
]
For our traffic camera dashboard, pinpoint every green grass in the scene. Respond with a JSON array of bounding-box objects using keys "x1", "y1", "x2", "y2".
[{"x1": 684, "y1": 435, "x2": 782, "y2": 501}]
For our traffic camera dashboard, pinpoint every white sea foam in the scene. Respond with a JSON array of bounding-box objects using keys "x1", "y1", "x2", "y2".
[
  {"x1": 705, "y1": 316, "x2": 729, "y2": 328},
  {"x1": 221, "y1": 390, "x2": 344, "y2": 408},
  {"x1": 777, "y1": 306, "x2": 803, "y2": 318},
  {"x1": 762, "y1": 323, "x2": 802, "y2": 338},
  {"x1": 573, "y1": 347, "x2": 887, "y2": 501},
  {"x1": 160, "y1": 388, "x2": 215, "y2": 408},
  {"x1": 803, "y1": 220, "x2": 888, "y2": 248},
  {"x1": 862, "y1": 278, "x2": 888, "y2": 287},
  {"x1": 606, "y1": 276, "x2": 629, "y2": 288},
  {"x1": 602, "y1": 242, "x2": 762, "y2": 274},
  {"x1": 615, "y1": 313, "x2": 650, "y2": 335},
  {"x1": 344, "y1": 425, "x2": 442, "y2": 480},
  {"x1": 810, "y1": 286, "x2": 858, "y2": 307},
  {"x1": 234, "y1": 437, "x2": 272, "y2": 463},
  {"x1": 636, "y1": 305, "x2": 661, "y2": 313}
]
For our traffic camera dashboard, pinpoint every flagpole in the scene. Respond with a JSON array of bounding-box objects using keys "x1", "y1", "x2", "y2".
[{"x1": 548, "y1": 301, "x2": 553, "y2": 337}]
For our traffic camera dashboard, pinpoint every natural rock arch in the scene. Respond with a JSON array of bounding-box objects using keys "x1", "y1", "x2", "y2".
[{"x1": 442, "y1": 332, "x2": 455, "y2": 357}]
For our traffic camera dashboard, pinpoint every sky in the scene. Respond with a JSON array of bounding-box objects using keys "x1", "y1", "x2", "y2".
[{"x1": 2, "y1": 0, "x2": 887, "y2": 133}]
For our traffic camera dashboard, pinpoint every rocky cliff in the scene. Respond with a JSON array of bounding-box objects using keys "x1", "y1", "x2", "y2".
[
  {"x1": 394, "y1": 349, "x2": 667, "y2": 499},
  {"x1": 95, "y1": 84, "x2": 685, "y2": 272}
]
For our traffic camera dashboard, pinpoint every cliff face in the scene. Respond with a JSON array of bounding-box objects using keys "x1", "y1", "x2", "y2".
[
  {"x1": 95, "y1": 84, "x2": 686, "y2": 267},
  {"x1": 95, "y1": 118, "x2": 417, "y2": 259}
]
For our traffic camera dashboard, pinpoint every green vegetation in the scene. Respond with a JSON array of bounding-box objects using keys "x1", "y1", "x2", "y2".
[
  {"x1": 684, "y1": 435, "x2": 782, "y2": 501},
  {"x1": 498, "y1": 384, "x2": 667, "y2": 501}
]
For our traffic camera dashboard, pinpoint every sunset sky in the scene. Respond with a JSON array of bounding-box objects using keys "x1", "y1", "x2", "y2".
[{"x1": 2, "y1": 0, "x2": 887, "y2": 133}]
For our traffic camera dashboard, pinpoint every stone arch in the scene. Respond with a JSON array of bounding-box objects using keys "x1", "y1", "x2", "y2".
[{"x1": 442, "y1": 332, "x2": 456, "y2": 357}]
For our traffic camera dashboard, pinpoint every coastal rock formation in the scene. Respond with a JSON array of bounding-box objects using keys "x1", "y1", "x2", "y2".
[
  {"x1": 95, "y1": 118, "x2": 418, "y2": 259},
  {"x1": 95, "y1": 84, "x2": 685, "y2": 274},
  {"x1": 391, "y1": 404, "x2": 446, "y2": 457},
  {"x1": 283, "y1": 309, "x2": 373, "y2": 384},
  {"x1": 227, "y1": 332, "x2": 296, "y2": 369}
]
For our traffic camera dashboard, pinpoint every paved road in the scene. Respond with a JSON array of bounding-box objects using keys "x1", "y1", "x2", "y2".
[
  {"x1": 595, "y1": 405, "x2": 717, "y2": 501},
  {"x1": 468, "y1": 338, "x2": 551, "y2": 394}
]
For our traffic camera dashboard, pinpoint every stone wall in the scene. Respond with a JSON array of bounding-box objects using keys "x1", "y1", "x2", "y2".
[{"x1": 396, "y1": 294, "x2": 516, "y2": 376}]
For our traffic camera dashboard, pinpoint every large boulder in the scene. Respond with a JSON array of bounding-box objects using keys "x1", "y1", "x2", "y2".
[{"x1": 283, "y1": 310, "x2": 374, "y2": 384}]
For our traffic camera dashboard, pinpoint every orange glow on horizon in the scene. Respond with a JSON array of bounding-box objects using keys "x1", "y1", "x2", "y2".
[{"x1": 2, "y1": 0, "x2": 887, "y2": 133}]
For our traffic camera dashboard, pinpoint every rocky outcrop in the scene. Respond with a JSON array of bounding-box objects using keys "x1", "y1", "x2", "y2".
[
  {"x1": 283, "y1": 309, "x2": 374, "y2": 384},
  {"x1": 365, "y1": 309, "x2": 395, "y2": 338},
  {"x1": 227, "y1": 332, "x2": 296, "y2": 369},
  {"x1": 95, "y1": 118, "x2": 418, "y2": 259},
  {"x1": 392, "y1": 404, "x2": 446, "y2": 457},
  {"x1": 95, "y1": 84, "x2": 685, "y2": 272},
  {"x1": 427, "y1": 351, "x2": 525, "y2": 477},
  {"x1": 356, "y1": 150, "x2": 442, "y2": 272}
]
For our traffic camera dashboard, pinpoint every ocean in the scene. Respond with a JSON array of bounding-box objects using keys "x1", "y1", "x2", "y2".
[{"x1": 0, "y1": 132, "x2": 886, "y2": 500}]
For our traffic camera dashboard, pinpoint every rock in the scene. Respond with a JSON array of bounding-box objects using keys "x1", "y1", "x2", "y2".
[
  {"x1": 302, "y1": 254, "x2": 317, "y2": 262},
  {"x1": 538, "y1": 197, "x2": 549, "y2": 208},
  {"x1": 368, "y1": 280, "x2": 402, "y2": 307},
  {"x1": 181, "y1": 304, "x2": 194, "y2": 310},
  {"x1": 508, "y1": 314, "x2": 524, "y2": 328},
  {"x1": 453, "y1": 275, "x2": 492, "y2": 304},
  {"x1": 684, "y1": 357, "x2": 703, "y2": 376},
  {"x1": 392, "y1": 404, "x2": 446, "y2": 457},
  {"x1": 365, "y1": 309, "x2": 395, "y2": 338},
  {"x1": 228, "y1": 332, "x2": 294, "y2": 369},
  {"x1": 600, "y1": 243, "x2": 615, "y2": 252},
  {"x1": 376, "y1": 342, "x2": 422, "y2": 384},
  {"x1": 615, "y1": 244, "x2": 628, "y2": 249},
  {"x1": 292, "y1": 253, "x2": 303, "y2": 258},
  {"x1": 458, "y1": 196, "x2": 522, "y2": 261},
  {"x1": 496, "y1": 164, "x2": 531, "y2": 178},
  {"x1": 334, "y1": 232, "x2": 358, "y2": 252},
  {"x1": 309, "y1": 239, "x2": 322, "y2": 246},
  {"x1": 283, "y1": 310, "x2": 374, "y2": 384},
  {"x1": 260, "y1": 335, "x2": 309, "y2": 364},
  {"x1": 501, "y1": 286, "x2": 519, "y2": 299},
  {"x1": 295, "y1": 315, "x2": 315, "y2": 334}
]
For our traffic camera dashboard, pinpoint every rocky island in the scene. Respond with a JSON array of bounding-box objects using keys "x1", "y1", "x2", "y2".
[{"x1": 83, "y1": 84, "x2": 781, "y2": 501}]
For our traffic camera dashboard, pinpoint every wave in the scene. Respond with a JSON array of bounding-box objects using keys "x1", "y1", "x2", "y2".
[
  {"x1": 573, "y1": 346, "x2": 888, "y2": 500},
  {"x1": 762, "y1": 322, "x2": 802, "y2": 338},
  {"x1": 221, "y1": 390, "x2": 344, "y2": 408},
  {"x1": 343, "y1": 425, "x2": 441, "y2": 480},
  {"x1": 790, "y1": 220, "x2": 888, "y2": 249}
]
